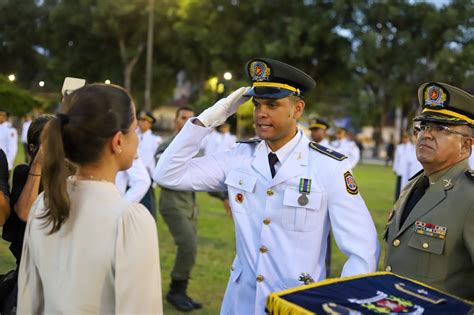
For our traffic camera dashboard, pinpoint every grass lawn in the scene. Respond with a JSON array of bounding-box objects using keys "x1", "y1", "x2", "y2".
[{"x1": 0, "y1": 158, "x2": 396, "y2": 314}]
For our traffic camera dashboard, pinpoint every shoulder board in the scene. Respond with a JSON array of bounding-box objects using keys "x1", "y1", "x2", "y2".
[
  {"x1": 409, "y1": 169, "x2": 424, "y2": 181},
  {"x1": 237, "y1": 138, "x2": 262, "y2": 144},
  {"x1": 309, "y1": 142, "x2": 347, "y2": 161},
  {"x1": 465, "y1": 170, "x2": 474, "y2": 182}
]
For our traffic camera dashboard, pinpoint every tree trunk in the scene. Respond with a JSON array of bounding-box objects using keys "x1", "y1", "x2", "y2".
[{"x1": 118, "y1": 38, "x2": 144, "y2": 93}]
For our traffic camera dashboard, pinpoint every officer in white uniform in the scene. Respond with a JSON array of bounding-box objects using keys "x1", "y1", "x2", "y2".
[
  {"x1": 21, "y1": 115, "x2": 32, "y2": 162},
  {"x1": 137, "y1": 111, "x2": 162, "y2": 215},
  {"x1": 137, "y1": 111, "x2": 162, "y2": 176},
  {"x1": 201, "y1": 122, "x2": 237, "y2": 155},
  {"x1": 393, "y1": 133, "x2": 422, "y2": 198},
  {"x1": 330, "y1": 128, "x2": 360, "y2": 169},
  {"x1": 115, "y1": 157, "x2": 151, "y2": 202},
  {"x1": 154, "y1": 58, "x2": 380, "y2": 315},
  {"x1": 0, "y1": 111, "x2": 18, "y2": 171},
  {"x1": 308, "y1": 117, "x2": 332, "y2": 148}
]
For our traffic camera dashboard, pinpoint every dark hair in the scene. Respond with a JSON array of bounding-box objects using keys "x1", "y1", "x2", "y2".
[
  {"x1": 175, "y1": 106, "x2": 194, "y2": 118},
  {"x1": 41, "y1": 84, "x2": 135, "y2": 233},
  {"x1": 27, "y1": 114, "x2": 55, "y2": 158}
]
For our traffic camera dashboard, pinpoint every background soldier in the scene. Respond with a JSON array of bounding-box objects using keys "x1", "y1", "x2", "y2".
[
  {"x1": 308, "y1": 118, "x2": 331, "y2": 148},
  {"x1": 384, "y1": 82, "x2": 474, "y2": 300},
  {"x1": 156, "y1": 106, "x2": 202, "y2": 312},
  {"x1": 331, "y1": 128, "x2": 360, "y2": 169},
  {"x1": 137, "y1": 111, "x2": 162, "y2": 216}
]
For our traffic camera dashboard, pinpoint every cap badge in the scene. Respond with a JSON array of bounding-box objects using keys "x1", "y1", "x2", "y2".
[
  {"x1": 249, "y1": 61, "x2": 271, "y2": 82},
  {"x1": 424, "y1": 84, "x2": 448, "y2": 107}
]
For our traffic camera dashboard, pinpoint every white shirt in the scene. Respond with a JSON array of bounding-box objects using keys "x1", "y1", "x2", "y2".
[
  {"x1": 0, "y1": 122, "x2": 18, "y2": 170},
  {"x1": 18, "y1": 178, "x2": 162, "y2": 314},
  {"x1": 153, "y1": 120, "x2": 380, "y2": 315},
  {"x1": 393, "y1": 142, "x2": 422, "y2": 188},
  {"x1": 201, "y1": 130, "x2": 237, "y2": 155},
  {"x1": 266, "y1": 130, "x2": 301, "y2": 174},
  {"x1": 137, "y1": 129, "x2": 162, "y2": 177},
  {"x1": 115, "y1": 157, "x2": 151, "y2": 202},
  {"x1": 330, "y1": 138, "x2": 360, "y2": 169},
  {"x1": 469, "y1": 147, "x2": 474, "y2": 168},
  {"x1": 21, "y1": 120, "x2": 31, "y2": 144}
]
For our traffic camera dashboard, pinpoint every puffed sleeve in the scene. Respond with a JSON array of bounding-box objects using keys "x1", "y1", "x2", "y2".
[
  {"x1": 327, "y1": 161, "x2": 380, "y2": 276},
  {"x1": 17, "y1": 194, "x2": 45, "y2": 314},
  {"x1": 114, "y1": 203, "x2": 163, "y2": 314}
]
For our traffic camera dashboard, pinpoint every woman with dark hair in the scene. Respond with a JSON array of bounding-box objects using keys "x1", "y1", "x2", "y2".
[
  {"x1": 18, "y1": 84, "x2": 162, "y2": 314},
  {"x1": 0, "y1": 114, "x2": 53, "y2": 313}
]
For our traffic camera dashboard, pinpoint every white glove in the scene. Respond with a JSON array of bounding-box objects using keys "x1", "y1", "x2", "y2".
[{"x1": 197, "y1": 87, "x2": 250, "y2": 128}]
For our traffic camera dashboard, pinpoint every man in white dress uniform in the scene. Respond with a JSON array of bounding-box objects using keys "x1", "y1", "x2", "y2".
[{"x1": 154, "y1": 58, "x2": 379, "y2": 315}]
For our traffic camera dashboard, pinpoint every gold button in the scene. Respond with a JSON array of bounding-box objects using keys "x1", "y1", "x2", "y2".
[
  {"x1": 385, "y1": 265, "x2": 392, "y2": 272},
  {"x1": 422, "y1": 242, "x2": 429, "y2": 249},
  {"x1": 266, "y1": 189, "x2": 274, "y2": 196},
  {"x1": 259, "y1": 246, "x2": 268, "y2": 253},
  {"x1": 393, "y1": 239, "x2": 400, "y2": 247},
  {"x1": 256, "y1": 275, "x2": 264, "y2": 282},
  {"x1": 263, "y1": 218, "x2": 271, "y2": 225}
]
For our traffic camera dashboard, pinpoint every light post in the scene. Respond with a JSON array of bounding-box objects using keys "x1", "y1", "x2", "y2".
[{"x1": 8, "y1": 74, "x2": 15, "y2": 82}]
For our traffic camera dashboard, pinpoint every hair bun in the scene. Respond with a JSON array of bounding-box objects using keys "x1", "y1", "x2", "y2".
[{"x1": 56, "y1": 113, "x2": 69, "y2": 126}]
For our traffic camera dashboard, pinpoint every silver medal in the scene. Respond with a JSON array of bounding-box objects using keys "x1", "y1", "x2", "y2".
[{"x1": 298, "y1": 193, "x2": 308, "y2": 206}]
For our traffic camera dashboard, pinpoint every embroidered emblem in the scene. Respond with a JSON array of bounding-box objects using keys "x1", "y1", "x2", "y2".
[
  {"x1": 322, "y1": 303, "x2": 360, "y2": 314},
  {"x1": 235, "y1": 193, "x2": 244, "y2": 203},
  {"x1": 415, "y1": 221, "x2": 447, "y2": 239},
  {"x1": 442, "y1": 178, "x2": 452, "y2": 189},
  {"x1": 424, "y1": 84, "x2": 448, "y2": 107},
  {"x1": 348, "y1": 290, "x2": 424, "y2": 313},
  {"x1": 344, "y1": 171, "x2": 358, "y2": 195},
  {"x1": 309, "y1": 142, "x2": 347, "y2": 161},
  {"x1": 249, "y1": 61, "x2": 271, "y2": 81}
]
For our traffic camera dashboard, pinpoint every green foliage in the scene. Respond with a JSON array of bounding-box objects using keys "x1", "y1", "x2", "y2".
[{"x1": 0, "y1": 78, "x2": 45, "y2": 115}]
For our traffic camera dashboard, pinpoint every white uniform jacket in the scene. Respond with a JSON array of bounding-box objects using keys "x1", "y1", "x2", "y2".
[
  {"x1": 116, "y1": 157, "x2": 151, "y2": 203},
  {"x1": 137, "y1": 129, "x2": 162, "y2": 177},
  {"x1": 330, "y1": 138, "x2": 360, "y2": 169},
  {"x1": 393, "y1": 143, "x2": 422, "y2": 188},
  {"x1": 154, "y1": 121, "x2": 380, "y2": 315},
  {"x1": 0, "y1": 123, "x2": 18, "y2": 170}
]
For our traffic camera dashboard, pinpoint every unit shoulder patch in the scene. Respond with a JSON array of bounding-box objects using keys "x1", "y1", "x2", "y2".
[
  {"x1": 237, "y1": 138, "x2": 262, "y2": 144},
  {"x1": 465, "y1": 170, "x2": 474, "y2": 182},
  {"x1": 309, "y1": 142, "x2": 347, "y2": 161},
  {"x1": 344, "y1": 171, "x2": 359, "y2": 195}
]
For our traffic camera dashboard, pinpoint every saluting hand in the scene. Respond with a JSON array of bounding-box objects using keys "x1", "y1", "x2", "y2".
[{"x1": 197, "y1": 87, "x2": 250, "y2": 128}]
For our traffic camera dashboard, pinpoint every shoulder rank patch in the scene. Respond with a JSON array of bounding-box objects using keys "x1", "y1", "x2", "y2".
[
  {"x1": 409, "y1": 169, "x2": 424, "y2": 181},
  {"x1": 465, "y1": 170, "x2": 474, "y2": 182},
  {"x1": 344, "y1": 171, "x2": 359, "y2": 195},
  {"x1": 237, "y1": 138, "x2": 262, "y2": 144},
  {"x1": 309, "y1": 142, "x2": 347, "y2": 161}
]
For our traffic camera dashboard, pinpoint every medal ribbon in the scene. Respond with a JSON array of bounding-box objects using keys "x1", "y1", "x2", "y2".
[{"x1": 299, "y1": 178, "x2": 311, "y2": 194}]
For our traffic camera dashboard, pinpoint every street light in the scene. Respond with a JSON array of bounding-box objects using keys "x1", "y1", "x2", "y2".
[
  {"x1": 38, "y1": 81, "x2": 45, "y2": 87},
  {"x1": 224, "y1": 72, "x2": 232, "y2": 81},
  {"x1": 105, "y1": 79, "x2": 111, "y2": 84},
  {"x1": 8, "y1": 74, "x2": 15, "y2": 82}
]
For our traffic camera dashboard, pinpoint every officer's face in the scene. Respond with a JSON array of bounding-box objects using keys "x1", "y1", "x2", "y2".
[
  {"x1": 253, "y1": 96, "x2": 304, "y2": 151},
  {"x1": 415, "y1": 122, "x2": 472, "y2": 172},
  {"x1": 138, "y1": 118, "x2": 152, "y2": 132},
  {"x1": 310, "y1": 128, "x2": 326, "y2": 143},
  {"x1": 0, "y1": 113, "x2": 7, "y2": 124},
  {"x1": 175, "y1": 109, "x2": 194, "y2": 132}
]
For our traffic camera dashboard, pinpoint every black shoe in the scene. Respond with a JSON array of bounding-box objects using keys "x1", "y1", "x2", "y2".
[
  {"x1": 166, "y1": 292, "x2": 195, "y2": 312},
  {"x1": 189, "y1": 298, "x2": 202, "y2": 310}
]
